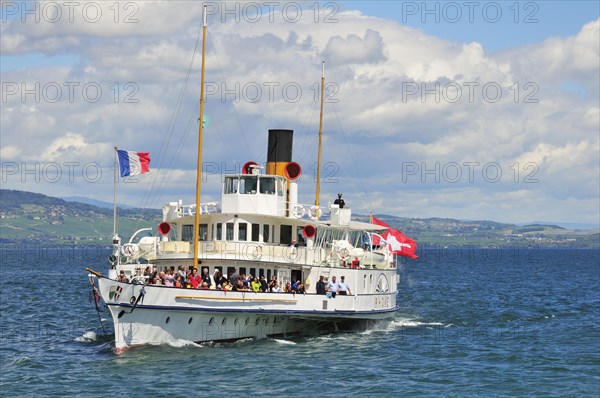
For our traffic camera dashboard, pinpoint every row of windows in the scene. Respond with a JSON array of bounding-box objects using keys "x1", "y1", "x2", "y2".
[
  {"x1": 223, "y1": 176, "x2": 285, "y2": 196},
  {"x1": 182, "y1": 222, "x2": 271, "y2": 243},
  {"x1": 180, "y1": 223, "x2": 305, "y2": 245}
]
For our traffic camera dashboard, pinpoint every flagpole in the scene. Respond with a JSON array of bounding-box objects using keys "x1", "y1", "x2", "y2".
[
  {"x1": 193, "y1": 6, "x2": 207, "y2": 270},
  {"x1": 113, "y1": 146, "x2": 118, "y2": 237},
  {"x1": 315, "y1": 61, "x2": 325, "y2": 206}
]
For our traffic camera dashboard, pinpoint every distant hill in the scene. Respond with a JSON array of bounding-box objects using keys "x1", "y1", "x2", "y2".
[
  {"x1": 0, "y1": 189, "x2": 597, "y2": 248},
  {"x1": 62, "y1": 196, "x2": 134, "y2": 209},
  {"x1": 0, "y1": 189, "x2": 160, "y2": 244}
]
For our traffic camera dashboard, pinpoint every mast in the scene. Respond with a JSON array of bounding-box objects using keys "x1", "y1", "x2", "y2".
[
  {"x1": 193, "y1": 6, "x2": 208, "y2": 270},
  {"x1": 315, "y1": 61, "x2": 325, "y2": 206}
]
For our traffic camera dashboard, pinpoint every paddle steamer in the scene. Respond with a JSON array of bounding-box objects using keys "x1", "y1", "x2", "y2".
[{"x1": 86, "y1": 7, "x2": 401, "y2": 352}]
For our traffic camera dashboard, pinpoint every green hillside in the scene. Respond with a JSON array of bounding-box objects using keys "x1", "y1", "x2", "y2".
[
  {"x1": 0, "y1": 189, "x2": 598, "y2": 248},
  {"x1": 0, "y1": 189, "x2": 161, "y2": 244}
]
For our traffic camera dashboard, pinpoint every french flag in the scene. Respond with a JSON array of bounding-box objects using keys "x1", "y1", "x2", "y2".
[{"x1": 117, "y1": 150, "x2": 150, "y2": 177}]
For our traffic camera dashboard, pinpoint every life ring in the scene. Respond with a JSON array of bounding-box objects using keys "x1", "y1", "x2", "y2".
[
  {"x1": 250, "y1": 245, "x2": 263, "y2": 259},
  {"x1": 205, "y1": 202, "x2": 218, "y2": 213},
  {"x1": 131, "y1": 275, "x2": 146, "y2": 285},
  {"x1": 243, "y1": 244, "x2": 262, "y2": 260},
  {"x1": 308, "y1": 205, "x2": 322, "y2": 220},
  {"x1": 292, "y1": 205, "x2": 305, "y2": 219},
  {"x1": 187, "y1": 204, "x2": 196, "y2": 216},
  {"x1": 122, "y1": 243, "x2": 139, "y2": 257},
  {"x1": 336, "y1": 248, "x2": 350, "y2": 260},
  {"x1": 287, "y1": 245, "x2": 299, "y2": 261}
]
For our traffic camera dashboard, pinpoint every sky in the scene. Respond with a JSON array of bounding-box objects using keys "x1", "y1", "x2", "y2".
[{"x1": 1, "y1": 1, "x2": 599, "y2": 228}]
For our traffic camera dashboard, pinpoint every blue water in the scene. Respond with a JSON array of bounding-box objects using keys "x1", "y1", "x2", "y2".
[{"x1": 0, "y1": 246, "x2": 598, "y2": 397}]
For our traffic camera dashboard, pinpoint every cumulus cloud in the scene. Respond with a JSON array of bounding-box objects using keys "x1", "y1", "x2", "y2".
[{"x1": 323, "y1": 28, "x2": 387, "y2": 65}]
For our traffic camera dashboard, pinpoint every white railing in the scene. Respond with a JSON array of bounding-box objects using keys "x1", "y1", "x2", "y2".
[
  {"x1": 288, "y1": 202, "x2": 326, "y2": 221},
  {"x1": 180, "y1": 202, "x2": 220, "y2": 217}
]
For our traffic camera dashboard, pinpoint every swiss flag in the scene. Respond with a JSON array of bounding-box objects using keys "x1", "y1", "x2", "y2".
[{"x1": 371, "y1": 216, "x2": 418, "y2": 259}]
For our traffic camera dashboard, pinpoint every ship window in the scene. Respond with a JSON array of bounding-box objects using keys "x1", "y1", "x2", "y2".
[
  {"x1": 240, "y1": 176, "x2": 258, "y2": 194},
  {"x1": 249, "y1": 268, "x2": 256, "y2": 278},
  {"x1": 259, "y1": 177, "x2": 275, "y2": 194},
  {"x1": 239, "y1": 223, "x2": 247, "y2": 241},
  {"x1": 227, "y1": 267, "x2": 236, "y2": 278},
  {"x1": 199, "y1": 223, "x2": 208, "y2": 241},
  {"x1": 276, "y1": 178, "x2": 285, "y2": 197},
  {"x1": 240, "y1": 267, "x2": 247, "y2": 276},
  {"x1": 224, "y1": 177, "x2": 239, "y2": 194},
  {"x1": 216, "y1": 223, "x2": 222, "y2": 240},
  {"x1": 267, "y1": 269, "x2": 272, "y2": 281},
  {"x1": 251, "y1": 224, "x2": 260, "y2": 242},
  {"x1": 280, "y1": 225, "x2": 292, "y2": 244},
  {"x1": 258, "y1": 269, "x2": 265, "y2": 278},
  {"x1": 263, "y1": 224, "x2": 270, "y2": 243},
  {"x1": 182, "y1": 225, "x2": 193, "y2": 241},
  {"x1": 226, "y1": 223, "x2": 234, "y2": 240},
  {"x1": 296, "y1": 226, "x2": 306, "y2": 246},
  {"x1": 182, "y1": 224, "x2": 207, "y2": 241}
]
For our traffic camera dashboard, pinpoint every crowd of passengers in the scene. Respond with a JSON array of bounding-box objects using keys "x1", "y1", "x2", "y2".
[{"x1": 118, "y1": 266, "x2": 306, "y2": 294}]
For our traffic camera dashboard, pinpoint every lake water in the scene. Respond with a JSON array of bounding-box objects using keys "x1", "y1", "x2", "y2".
[{"x1": 0, "y1": 245, "x2": 598, "y2": 397}]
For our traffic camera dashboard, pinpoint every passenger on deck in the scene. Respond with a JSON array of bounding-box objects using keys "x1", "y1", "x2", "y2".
[
  {"x1": 291, "y1": 279, "x2": 300, "y2": 291},
  {"x1": 351, "y1": 257, "x2": 361, "y2": 269},
  {"x1": 163, "y1": 269, "x2": 175, "y2": 287},
  {"x1": 233, "y1": 280, "x2": 248, "y2": 291},
  {"x1": 284, "y1": 282, "x2": 293, "y2": 293},
  {"x1": 229, "y1": 268, "x2": 241, "y2": 286},
  {"x1": 268, "y1": 275, "x2": 278, "y2": 291},
  {"x1": 177, "y1": 265, "x2": 187, "y2": 283},
  {"x1": 143, "y1": 266, "x2": 152, "y2": 282},
  {"x1": 334, "y1": 193, "x2": 345, "y2": 209},
  {"x1": 271, "y1": 282, "x2": 283, "y2": 293},
  {"x1": 326, "y1": 276, "x2": 340, "y2": 298},
  {"x1": 174, "y1": 274, "x2": 183, "y2": 288},
  {"x1": 296, "y1": 282, "x2": 305, "y2": 294},
  {"x1": 118, "y1": 270, "x2": 129, "y2": 283},
  {"x1": 338, "y1": 276, "x2": 351, "y2": 295},
  {"x1": 200, "y1": 282, "x2": 210, "y2": 290},
  {"x1": 213, "y1": 269, "x2": 222, "y2": 288},
  {"x1": 251, "y1": 277, "x2": 261, "y2": 292},
  {"x1": 213, "y1": 270, "x2": 224, "y2": 289},
  {"x1": 316, "y1": 275, "x2": 326, "y2": 295},
  {"x1": 201, "y1": 267, "x2": 211, "y2": 286},
  {"x1": 242, "y1": 273, "x2": 252, "y2": 289},
  {"x1": 259, "y1": 275, "x2": 268, "y2": 292},
  {"x1": 188, "y1": 268, "x2": 201, "y2": 289},
  {"x1": 221, "y1": 280, "x2": 232, "y2": 291}
]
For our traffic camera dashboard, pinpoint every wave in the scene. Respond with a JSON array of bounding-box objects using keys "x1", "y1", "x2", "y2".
[
  {"x1": 12, "y1": 356, "x2": 32, "y2": 366},
  {"x1": 272, "y1": 338, "x2": 297, "y2": 345},
  {"x1": 165, "y1": 339, "x2": 203, "y2": 348},
  {"x1": 74, "y1": 331, "x2": 97, "y2": 342},
  {"x1": 389, "y1": 318, "x2": 447, "y2": 329}
]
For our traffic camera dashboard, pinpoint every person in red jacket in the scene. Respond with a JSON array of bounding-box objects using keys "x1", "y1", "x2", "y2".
[{"x1": 188, "y1": 268, "x2": 201, "y2": 288}]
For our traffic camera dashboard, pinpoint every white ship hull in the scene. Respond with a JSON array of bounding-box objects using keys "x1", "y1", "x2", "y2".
[{"x1": 95, "y1": 273, "x2": 398, "y2": 350}]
